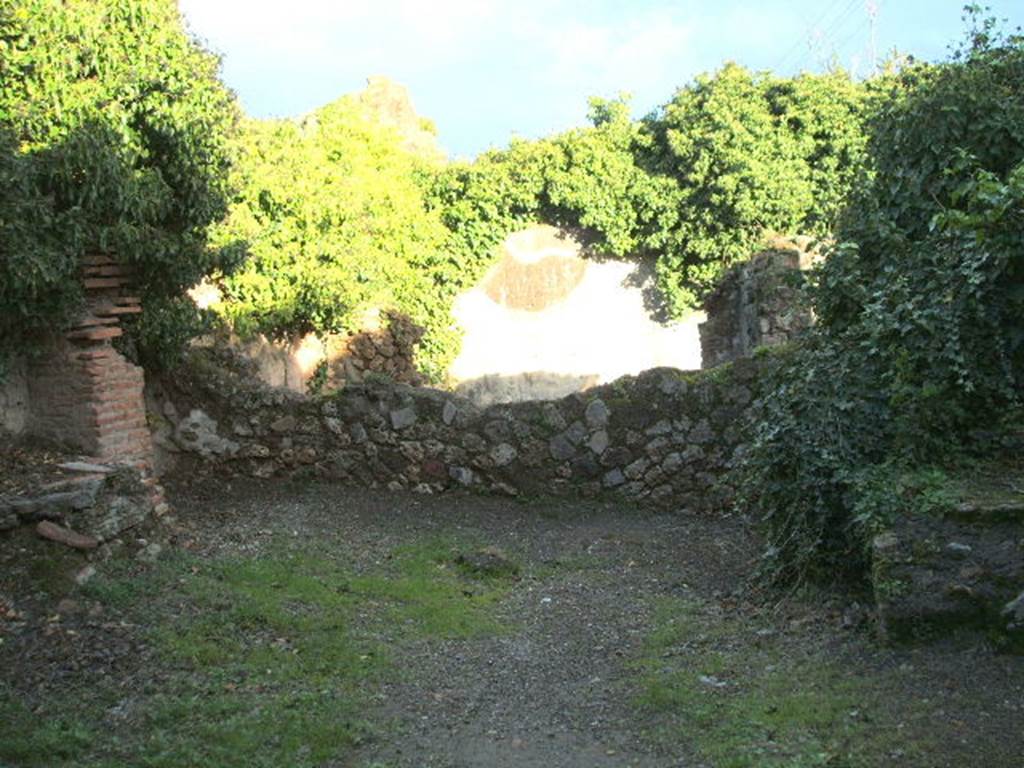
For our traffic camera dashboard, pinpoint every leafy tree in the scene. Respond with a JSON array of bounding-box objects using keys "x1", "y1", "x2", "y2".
[
  {"x1": 212, "y1": 98, "x2": 455, "y2": 378},
  {"x1": 641, "y1": 64, "x2": 867, "y2": 313},
  {"x1": 0, "y1": 0, "x2": 241, "y2": 361}
]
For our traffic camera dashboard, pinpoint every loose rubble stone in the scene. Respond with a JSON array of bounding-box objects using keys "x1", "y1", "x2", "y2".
[
  {"x1": 549, "y1": 435, "x2": 576, "y2": 461},
  {"x1": 490, "y1": 443, "x2": 518, "y2": 467},
  {"x1": 564, "y1": 421, "x2": 588, "y2": 446},
  {"x1": 268, "y1": 415, "x2": 296, "y2": 434},
  {"x1": 645, "y1": 420, "x2": 671, "y2": 436},
  {"x1": 584, "y1": 399, "x2": 609, "y2": 429},
  {"x1": 78, "y1": 495, "x2": 149, "y2": 541},
  {"x1": 390, "y1": 406, "x2": 418, "y2": 430},
  {"x1": 602, "y1": 469, "x2": 626, "y2": 488},
  {"x1": 490, "y1": 481, "x2": 519, "y2": 497},
  {"x1": 350, "y1": 422, "x2": 368, "y2": 444},
  {"x1": 587, "y1": 430, "x2": 609, "y2": 455},
  {"x1": 442, "y1": 400, "x2": 458, "y2": 426},
  {"x1": 58, "y1": 462, "x2": 114, "y2": 474},
  {"x1": 662, "y1": 452, "x2": 683, "y2": 472},
  {"x1": 1004, "y1": 591, "x2": 1024, "y2": 629},
  {"x1": 571, "y1": 453, "x2": 601, "y2": 479},
  {"x1": 689, "y1": 419, "x2": 715, "y2": 444},
  {"x1": 36, "y1": 520, "x2": 98, "y2": 550},
  {"x1": 449, "y1": 466, "x2": 476, "y2": 486},
  {"x1": 624, "y1": 457, "x2": 650, "y2": 480},
  {"x1": 483, "y1": 420, "x2": 512, "y2": 444}
]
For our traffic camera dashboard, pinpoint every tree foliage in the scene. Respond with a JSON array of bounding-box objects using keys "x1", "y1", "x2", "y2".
[
  {"x1": 736, "y1": 17, "x2": 1024, "y2": 584},
  {"x1": 164, "y1": 63, "x2": 866, "y2": 377},
  {"x1": 0, "y1": 0, "x2": 241, "y2": 357},
  {"x1": 430, "y1": 70, "x2": 867, "y2": 323},
  {"x1": 641, "y1": 64, "x2": 868, "y2": 312},
  {"x1": 211, "y1": 98, "x2": 460, "y2": 379}
]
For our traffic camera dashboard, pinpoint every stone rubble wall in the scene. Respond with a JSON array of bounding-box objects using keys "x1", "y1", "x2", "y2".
[
  {"x1": 333, "y1": 311, "x2": 424, "y2": 387},
  {"x1": 699, "y1": 239, "x2": 817, "y2": 369},
  {"x1": 198, "y1": 310, "x2": 424, "y2": 395},
  {"x1": 152, "y1": 348, "x2": 769, "y2": 512}
]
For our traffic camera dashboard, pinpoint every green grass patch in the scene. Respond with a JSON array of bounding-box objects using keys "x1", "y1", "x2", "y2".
[
  {"x1": 633, "y1": 597, "x2": 917, "y2": 768},
  {"x1": 2, "y1": 536, "x2": 513, "y2": 768},
  {"x1": 0, "y1": 687, "x2": 96, "y2": 767}
]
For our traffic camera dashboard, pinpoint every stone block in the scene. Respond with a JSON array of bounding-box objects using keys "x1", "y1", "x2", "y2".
[
  {"x1": 584, "y1": 398, "x2": 610, "y2": 429},
  {"x1": 389, "y1": 405, "x2": 418, "y2": 430},
  {"x1": 549, "y1": 434, "x2": 576, "y2": 461}
]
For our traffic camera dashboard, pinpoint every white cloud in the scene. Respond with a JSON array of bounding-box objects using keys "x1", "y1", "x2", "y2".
[
  {"x1": 180, "y1": 0, "x2": 509, "y2": 59},
  {"x1": 554, "y1": 10, "x2": 694, "y2": 88}
]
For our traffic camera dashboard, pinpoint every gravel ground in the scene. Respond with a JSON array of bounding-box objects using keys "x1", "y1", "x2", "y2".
[
  {"x1": 164, "y1": 477, "x2": 756, "y2": 767},
  {"x1": 3, "y1": 476, "x2": 1023, "y2": 767}
]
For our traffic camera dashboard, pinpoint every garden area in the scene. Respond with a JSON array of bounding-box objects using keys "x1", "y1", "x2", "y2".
[{"x1": 1, "y1": 1, "x2": 1022, "y2": 765}]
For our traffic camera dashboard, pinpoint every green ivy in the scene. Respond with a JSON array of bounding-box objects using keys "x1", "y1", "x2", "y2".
[
  {"x1": 0, "y1": 0, "x2": 241, "y2": 361},
  {"x1": 736, "y1": 14, "x2": 1024, "y2": 585}
]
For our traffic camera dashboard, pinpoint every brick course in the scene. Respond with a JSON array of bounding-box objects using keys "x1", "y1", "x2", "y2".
[{"x1": 26, "y1": 256, "x2": 154, "y2": 470}]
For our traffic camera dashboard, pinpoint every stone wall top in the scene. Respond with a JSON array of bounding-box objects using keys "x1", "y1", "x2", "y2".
[{"x1": 153, "y1": 345, "x2": 771, "y2": 513}]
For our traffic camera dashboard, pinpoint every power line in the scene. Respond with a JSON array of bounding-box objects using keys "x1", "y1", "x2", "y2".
[
  {"x1": 832, "y1": 17, "x2": 872, "y2": 65},
  {"x1": 773, "y1": 0, "x2": 850, "y2": 73},
  {"x1": 820, "y1": 0, "x2": 863, "y2": 42},
  {"x1": 801, "y1": 0, "x2": 863, "y2": 71}
]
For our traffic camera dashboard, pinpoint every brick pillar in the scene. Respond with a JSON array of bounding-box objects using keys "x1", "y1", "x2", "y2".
[{"x1": 27, "y1": 255, "x2": 155, "y2": 470}]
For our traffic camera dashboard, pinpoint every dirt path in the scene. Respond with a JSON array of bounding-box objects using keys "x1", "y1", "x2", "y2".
[
  {"x1": 169, "y1": 479, "x2": 754, "y2": 767},
  {"x1": 2, "y1": 478, "x2": 1023, "y2": 767},
  {"x1": 356, "y1": 509, "x2": 743, "y2": 768}
]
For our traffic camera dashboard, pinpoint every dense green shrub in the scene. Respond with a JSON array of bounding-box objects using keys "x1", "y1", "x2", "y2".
[
  {"x1": 0, "y1": 0, "x2": 241, "y2": 360},
  {"x1": 225, "y1": 96, "x2": 680, "y2": 380},
  {"x1": 430, "y1": 74, "x2": 867, "y2": 324},
  {"x1": 431, "y1": 75, "x2": 867, "y2": 321},
  {"x1": 736, "y1": 20, "x2": 1024, "y2": 584},
  {"x1": 211, "y1": 101, "x2": 459, "y2": 379},
  {"x1": 424, "y1": 96, "x2": 678, "y2": 302},
  {"x1": 641, "y1": 65, "x2": 868, "y2": 313},
  {"x1": 208, "y1": 69, "x2": 867, "y2": 378}
]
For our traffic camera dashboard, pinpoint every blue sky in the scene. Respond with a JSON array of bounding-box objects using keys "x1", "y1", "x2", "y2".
[{"x1": 178, "y1": 0, "x2": 1024, "y2": 159}]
